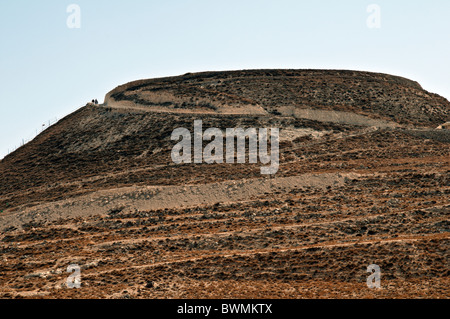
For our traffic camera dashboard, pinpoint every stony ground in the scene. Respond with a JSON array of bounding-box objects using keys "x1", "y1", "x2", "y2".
[
  {"x1": 0, "y1": 70, "x2": 449, "y2": 299},
  {"x1": 1, "y1": 125, "x2": 448, "y2": 298}
]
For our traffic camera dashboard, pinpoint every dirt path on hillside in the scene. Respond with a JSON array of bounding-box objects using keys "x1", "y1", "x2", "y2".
[{"x1": 0, "y1": 172, "x2": 360, "y2": 231}]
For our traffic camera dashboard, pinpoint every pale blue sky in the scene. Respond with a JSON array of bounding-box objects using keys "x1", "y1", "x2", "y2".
[{"x1": 1, "y1": 0, "x2": 449, "y2": 158}]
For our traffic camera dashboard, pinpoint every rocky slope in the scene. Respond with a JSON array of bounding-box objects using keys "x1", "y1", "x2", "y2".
[{"x1": 0, "y1": 69, "x2": 449, "y2": 299}]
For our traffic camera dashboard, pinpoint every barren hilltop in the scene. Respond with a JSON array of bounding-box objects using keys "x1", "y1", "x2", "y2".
[
  {"x1": 0, "y1": 69, "x2": 449, "y2": 299},
  {"x1": 106, "y1": 69, "x2": 449, "y2": 126}
]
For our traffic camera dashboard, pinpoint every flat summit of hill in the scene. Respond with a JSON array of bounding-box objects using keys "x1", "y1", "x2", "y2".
[{"x1": 105, "y1": 69, "x2": 450, "y2": 127}]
